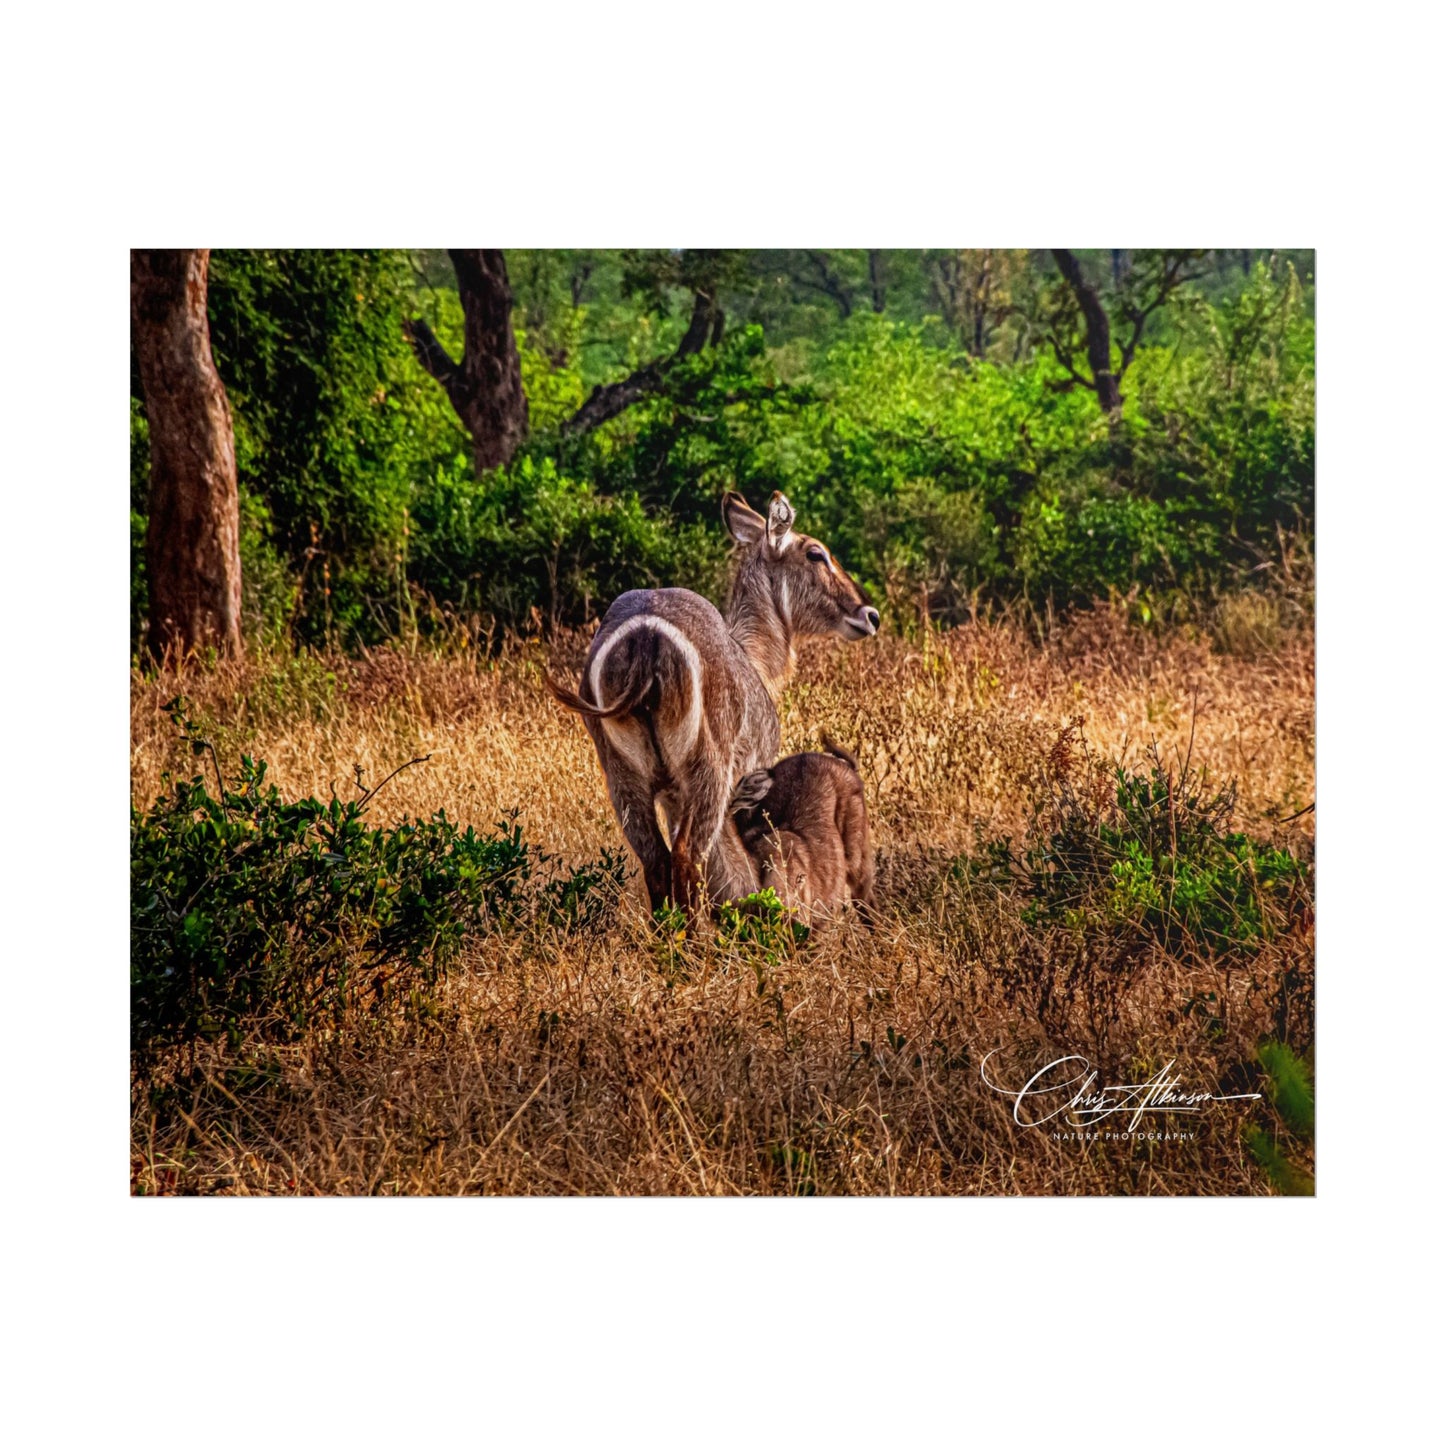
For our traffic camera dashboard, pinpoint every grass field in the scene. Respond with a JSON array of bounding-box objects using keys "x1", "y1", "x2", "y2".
[{"x1": 130, "y1": 601, "x2": 1315, "y2": 1195}]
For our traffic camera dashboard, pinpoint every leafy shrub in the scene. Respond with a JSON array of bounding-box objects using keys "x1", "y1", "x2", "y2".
[
  {"x1": 991, "y1": 721, "x2": 1310, "y2": 955},
  {"x1": 411, "y1": 453, "x2": 723, "y2": 631},
  {"x1": 1247, "y1": 1040, "x2": 1315, "y2": 1195},
  {"x1": 643, "y1": 889, "x2": 808, "y2": 987},
  {"x1": 860, "y1": 478, "x2": 1000, "y2": 623},
  {"x1": 236, "y1": 489, "x2": 301, "y2": 646},
  {"x1": 1014, "y1": 486, "x2": 1215, "y2": 607},
  {"x1": 540, "y1": 848, "x2": 629, "y2": 931},
  {"x1": 716, "y1": 888, "x2": 809, "y2": 965},
  {"x1": 565, "y1": 303, "x2": 1311, "y2": 623},
  {"x1": 205, "y1": 248, "x2": 469, "y2": 644},
  {"x1": 131, "y1": 702, "x2": 623, "y2": 1055}
]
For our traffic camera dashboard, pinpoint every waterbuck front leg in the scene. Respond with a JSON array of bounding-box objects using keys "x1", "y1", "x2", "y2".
[{"x1": 671, "y1": 763, "x2": 733, "y2": 922}]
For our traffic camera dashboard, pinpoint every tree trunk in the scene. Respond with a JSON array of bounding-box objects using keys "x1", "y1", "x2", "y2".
[
  {"x1": 131, "y1": 249, "x2": 243, "y2": 662},
  {"x1": 1051, "y1": 248, "x2": 1122, "y2": 415},
  {"x1": 867, "y1": 250, "x2": 887, "y2": 313},
  {"x1": 405, "y1": 248, "x2": 529, "y2": 471}
]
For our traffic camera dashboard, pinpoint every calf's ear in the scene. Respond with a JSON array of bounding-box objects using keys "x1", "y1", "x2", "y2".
[
  {"x1": 723, "y1": 492, "x2": 766, "y2": 546},
  {"x1": 730, "y1": 770, "x2": 774, "y2": 813}
]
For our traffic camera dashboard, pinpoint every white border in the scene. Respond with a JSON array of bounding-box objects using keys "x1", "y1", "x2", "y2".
[{"x1": 4, "y1": 1, "x2": 1438, "y2": 1437}]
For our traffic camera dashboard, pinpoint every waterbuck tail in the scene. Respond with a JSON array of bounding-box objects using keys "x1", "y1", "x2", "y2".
[
  {"x1": 543, "y1": 664, "x2": 654, "y2": 720},
  {"x1": 821, "y1": 736, "x2": 860, "y2": 771}
]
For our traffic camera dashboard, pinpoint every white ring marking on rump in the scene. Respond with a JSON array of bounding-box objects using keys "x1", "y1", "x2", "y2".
[{"x1": 589, "y1": 614, "x2": 704, "y2": 778}]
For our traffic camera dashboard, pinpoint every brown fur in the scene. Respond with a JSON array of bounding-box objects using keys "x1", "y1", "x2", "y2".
[{"x1": 730, "y1": 742, "x2": 875, "y2": 924}]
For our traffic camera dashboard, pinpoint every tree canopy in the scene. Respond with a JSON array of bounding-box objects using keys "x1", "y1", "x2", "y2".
[{"x1": 131, "y1": 248, "x2": 1314, "y2": 654}]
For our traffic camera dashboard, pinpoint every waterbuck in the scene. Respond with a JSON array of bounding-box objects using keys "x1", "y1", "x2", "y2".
[
  {"x1": 730, "y1": 742, "x2": 875, "y2": 925},
  {"x1": 546, "y1": 490, "x2": 879, "y2": 917}
]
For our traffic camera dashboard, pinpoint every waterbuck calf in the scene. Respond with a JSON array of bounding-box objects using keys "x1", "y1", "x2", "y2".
[
  {"x1": 730, "y1": 743, "x2": 875, "y2": 925},
  {"x1": 546, "y1": 491, "x2": 878, "y2": 917}
]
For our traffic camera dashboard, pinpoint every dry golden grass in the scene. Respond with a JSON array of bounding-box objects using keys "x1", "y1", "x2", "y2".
[{"x1": 131, "y1": 604, "x2": 1314, "y2": 1196}]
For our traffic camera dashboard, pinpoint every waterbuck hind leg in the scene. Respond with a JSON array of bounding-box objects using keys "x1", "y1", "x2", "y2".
[{"x1": 595, "y1": 740, "x2": 672, "y2": 915}]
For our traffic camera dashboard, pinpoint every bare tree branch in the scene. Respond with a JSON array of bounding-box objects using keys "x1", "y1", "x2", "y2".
[
  {"x1": 1046, "y1": 331, "x2": 1096, "y2": 392},
  {"x1": 798, "y1": 250, "x2": 854, "y2": 320},
  {"x1": 1116, "y1": 254, "x2": 1206, "y2": 376},
  {"x1": 562, "y1": 288, "x2": 719, "y2": 438},
  {"x1": 402, "y1": 317, "x2": 460, "y2": 394},
  {"x1": 867, "y1": 250, "x2": 887, "y2": 314}
]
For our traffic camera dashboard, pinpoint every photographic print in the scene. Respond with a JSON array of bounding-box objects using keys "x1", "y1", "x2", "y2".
[{"x1": 129, "y1": 248, "x2": 1315, "y2": 1196}]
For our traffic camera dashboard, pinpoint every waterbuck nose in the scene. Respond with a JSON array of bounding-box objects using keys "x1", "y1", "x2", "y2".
[{"x1": 863, "y1": 607, "x2": 880, "y2": 633}]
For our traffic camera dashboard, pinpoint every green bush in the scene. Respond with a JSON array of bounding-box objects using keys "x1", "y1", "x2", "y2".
[
  {"x1": 411, "y1": 453, "x2": 725, "y2": 630},
  {"x1": 1246, "y1": 1040, "x2": 1315, "y2": 1195},
  {"x1": 539, "y1": 848, "x2": 629, "y2": 932},
  {"x1": 131, "y1": 702, "x2": 625, "y2": 1054},
  {"x1": 560, "y1": 300, "x2": 1311, "y2": 622},
  {"x1": 988, "y1": 726, "x2": 1310, "y2": 955},
  {"x1": 716, "y1": 887, "x2": 810, "y2": 964},
  {"x1": 205, "y1": 248, "x2": 469, "y2": 644}
]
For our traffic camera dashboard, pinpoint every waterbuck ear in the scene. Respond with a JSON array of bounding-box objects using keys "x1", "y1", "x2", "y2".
[
  {"x1": 730, "y1": 770, "x2": 774, "y2": 813},
  {"x1": 766, "y1": 491, "x2": 796, "y2": 551},
  {"x1": 722, "y1": 491, "x2": 766, "y2": 546}
]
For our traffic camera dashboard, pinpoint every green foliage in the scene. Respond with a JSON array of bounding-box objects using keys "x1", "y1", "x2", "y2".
[
  {"x1": 1257, "y1": 1040, "x2": 1315, "y2": 1139},
  {"x1": 130, "y1": 250, "x2": 1314, "y2": 649},
  {"x1": 642, "y1": 888, "x2": 809, "y2": 990},
  {"x1": 716, "y1": 888, "x2": 810, "y2": 964},
  {"x1": 236, "y1": 488, "x2": 300, "y2": 646},
  {"x1": 411, "y1": 453, "x2": 724, "y2": 630},
  {"x1": 995, "y1": 728, "x2": 1310, "y2": 955},
  {"x1": 540, "y1": 848, "x2": 628, "y2": 931},
  {"x1": 131, "y1": 702, "x2": 623, "y2": 1054},
  {"x1": 1246, "y1": 1039, "x2": 1315, "y2": 1196},
  {"x1": 1246, "y1": 1129, "x2": 1314, "y2": 1196},
  {"x1": 205, "y1": 248, "x2": 469, "y2": 643},
  {"x1": 517, "y1": 317, "x2": 586, "y2": 433},
  {"x1": 562, "y1": 293, "x2": 1311, "y2": 623}
]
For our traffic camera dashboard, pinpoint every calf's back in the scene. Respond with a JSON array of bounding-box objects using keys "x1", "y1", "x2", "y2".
[{"x1": 732, "y1": 746, "x2": 874, "y2": 921}]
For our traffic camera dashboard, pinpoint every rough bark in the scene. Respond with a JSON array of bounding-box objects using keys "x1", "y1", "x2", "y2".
[
  {"x1": 131, "y1": 248, "x2": 243, "y2": 662},
  {"x1": 405, "y1": 248, "x2": 529, "y2": 470},
  {"x1": 1050, "y1": 248, "x2": 1123, "y2": 415}
]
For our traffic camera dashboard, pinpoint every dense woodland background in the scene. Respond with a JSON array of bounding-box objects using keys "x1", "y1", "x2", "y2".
[{"x1": 129, "y1": 248, "x2": 1314, "y2": 656}]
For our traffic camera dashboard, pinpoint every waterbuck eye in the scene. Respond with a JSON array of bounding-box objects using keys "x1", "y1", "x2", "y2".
[{"x1": 806, "y1": 546, "x2": 827, "y2": 564}]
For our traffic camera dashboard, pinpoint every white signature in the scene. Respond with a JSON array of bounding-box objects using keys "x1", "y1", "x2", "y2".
[{"x1": 980, "y1": 1051, "x2": 1261, "y2": 1134}]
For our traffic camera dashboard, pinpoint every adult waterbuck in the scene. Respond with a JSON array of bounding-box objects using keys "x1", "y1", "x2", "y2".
[{"x1": 546, "y1": 491, "x2": 879, "y2": 918}]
